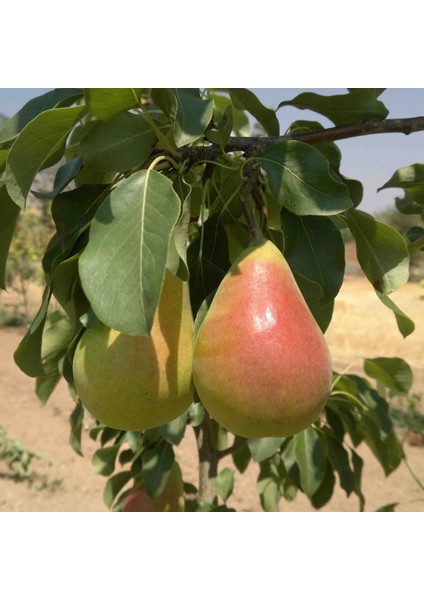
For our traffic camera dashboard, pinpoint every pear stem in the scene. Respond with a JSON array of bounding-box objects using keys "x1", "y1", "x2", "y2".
[{"x1": 194, "y1": 413, "x2": 219, "y2": 506}]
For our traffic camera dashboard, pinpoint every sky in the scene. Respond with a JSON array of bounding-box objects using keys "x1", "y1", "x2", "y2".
[{"x1": 0, "y1": 87, "x2": 423, "y2": 214}]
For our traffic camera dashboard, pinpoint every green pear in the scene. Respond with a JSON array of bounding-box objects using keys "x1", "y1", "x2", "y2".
[
  {"x1": 193, "y1": 240, "x2": 332, "y2": 438},
  {"x1": 122, "y1": 462, "x2": 184, "y2": 512},
  {"x1": 73, "y1": 269, "x2": 194, "y2": 431}
]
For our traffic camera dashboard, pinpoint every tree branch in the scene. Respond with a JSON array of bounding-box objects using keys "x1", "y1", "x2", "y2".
[{"x1": 177, "y1": 116, "x2": 424, "y2": 163}]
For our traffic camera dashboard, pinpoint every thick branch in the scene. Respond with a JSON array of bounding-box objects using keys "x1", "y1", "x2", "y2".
[{"x1": 177, "y1": 116, "x2": 424, "y2": 162}]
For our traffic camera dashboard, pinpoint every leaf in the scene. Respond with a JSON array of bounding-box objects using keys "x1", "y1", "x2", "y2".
[
  {"x1": 211, "y1": 94, "x2": 250, "y2": 137},
  {"x1": 279, "y1": 89, "x2": 388, "y2": 126},
  {"x1": 80, "y1": 112, "x2": 156, "y2": 172},
  {"x1": 167, "y1": 175, "x2": 191, "y2": 280},
  {"x1": 346, "y1": 209, "x2": 409, "y2": 294},
  {"x1": 292, "y1": 272, "x2": 334, "y2": 333},
  {"x1": 79, "y1": 170, "x2": 180, "y2": 336},
  {"x1": 84, "y1": 88, "x2": 141, "y2": 120},
  {"x1": 257, "y1": 141, "x2": 352, "y2": 216},
  {"x1": 205, "y1": 105, "x2": 233, "y2": 147},
  {"x1": 351, "y1": 449, "x2": 365, "y2": 511},
  {"x1": 188, "y1": 402, "x2": 205, "y2": 427},
  {"x1": 232, "y1": 441, "x2": 251, "y2": 474},
  {"x1": 187, "y1": 213, "x2": 231, "y2": 315},
  {"x1": 375, "y1": 291, "x2": 415, "y2": 338},
  {"x1": 92, "y1": 444, "x2": 121, "y2": 476},
  {"x1": 69, "y1": 402, "x2": 84, "y2": 456},
  {"x1": 5, "y1": 105, "x2": 86, "y2": 207},
  {"x1": 159, "y1": 412, "x2": 187, "y2": 446},
  {"x1": 32, "y1": 156, "x2": 84, "y2": 201},
  {"x1": 0, "y1": 184, "x2": 20, "y2": 289},
  {"x1": 103, "y1": 471, "x2": 133, "y2": 508},
  {"x1": 364, "y1": 357, "x2": 413, "y2": 394},
  {"x1": 14, "y1": 286, "x2": 52, "y2": 377},
  {"x1": 215, "y1": 468, "x2": 235, "y2": 502},
  {"x1": 173, "y1": 88, "x2": 213, "y2": 146},
  {"x1": 35, "y1": 312, "x2": 74, "y2": 403},
  {"x1": 142, "y1": 441, "x2": 175, "y2": 499},
  {"x1": 294, "y1": 428, "x2": 327, "y2": 498},
  {"x1": 51, "y1": 184, "x2": 107, "y2": 241},
  {"x1": 228, "y1": 88, "x2": 279, "y2": 136},
  {"x1": 281, "y1": 209, "x2": 345, "y2": 303},
  {"x1": 378, "y1": 163, "x2": 424, "y2": 206},
  {"x1": 324, "y1": 435, "x2": 355, "y2": 495},
  {"x1": 310, "y1": 463, "x2": 336, "y2": 509},
  {"x1": 247, "y1": 437, "x2": 284, "y2": 462},
  {"x1": 151, "y1": 88, "x2": 177, "y2": 120},
  {"x1": 376, "y1": 503, "x2": 397, "y2": 512},
  {"x1": 0, "y1": 88, "x2": 83, "y2": 146},
  {"x1": 256, "y1": 460, "x2": 282, "y2": 512}
]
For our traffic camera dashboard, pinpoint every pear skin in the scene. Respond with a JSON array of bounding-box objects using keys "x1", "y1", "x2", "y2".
[
  {"x1": 193, "y1": 240, "x2": 332, "y2": 438},
  {"x1": 123, "y1": 463, "x2": 184, "y2": 512},
  {"x1": 73, "y1": 270, "x2": 194, "y2": 431}
]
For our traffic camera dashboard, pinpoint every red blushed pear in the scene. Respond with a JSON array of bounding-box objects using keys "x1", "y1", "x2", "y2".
[
  {"x1": 193, "y1": 239, "x2": 332, "y2": 439},
  {"x1": 123, "y1": 463, "x2": 184, "y2": 512}
]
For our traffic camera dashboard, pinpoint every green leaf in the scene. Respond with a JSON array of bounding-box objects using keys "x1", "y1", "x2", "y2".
[
  {"x1": 0, "y1": 184, "x2": 20, "y2": 289},
  {"x1": 257, "y1": 141, "x2": 352, "y2": 216},
  {"x1": 51, "y1": 184, "x2": 107, "y2": 241},
  {"x1": 395, "y1": 193, "x2": 424, "y2": 216},
  {"x1": 281, "y1": 209, "x2": 345, "y2": 303},
  {"x1": 376, "y1": 503, "x2": 397, "y2": 512},
  {"x1": 14, "y1": 286, "x2": 52, "y2": 377},
  {"x1": 324, "y1": 435, "x2": 355, "y2": 495},
  {"x1": 51, "y1": 252, "x2": 90, "y2": 325},
  {"x1": 159, "y1": 412, "x2": 187, "y2": 446},
  {"x1": 188, "y1": 402, "x2": 205, "y2": 427},
  {"x1": 151, "y1": 88, "x2": 177, "y2": 120},
  {"x1": 103, "y1": 471, "x2": 133, "y2": 508},
  {"x1": 187, "y1": 213, "x2": 231, "y2": 315},
  {"x1": 80, "y1": 112, "x2": 156, "y2": 172},
  {"x1": 0, "y1": 88, "x2": 82, "y2": 146},
  {"x1": 232, "y1": 441, "x2": 251, "y2": 474},
  {"x1": 32, "y1": 156, "x2": 83, "y2": 200},
  {"x1": 378, "y1": 163, "x2": 424, "y2": 206},
  {"x1": 35, "y1": 312, "x2": 74, "y2": 403},
  {"x1": 228, "y1": 89, "x2": 279, "y2": 136},
  {"x1": 279, "y1": 89, "x2": 388, "y2": 126},
  {"x1": 79, "y1": 170, "x2": 180, "y2": 336},
  {"x1": 294, "y1": 428, "x2": 327, "y2": 498},
  {"x1": 84, "y1": 88, "x2": 141, "y2": 120},
  {"x1": 205, "y1": 105, "x2": 233, "y2": 148},
  {"x1": 375, "y1": 291, "x2": 415, "y2": 338},
  {"x1": 257, "y1": 460, "x2": 282, "y2": 512},
  {"x1": 92, "y1": 444, "x2": 121, "y2": 476},
  {"x1": 167, "y1": 175, "x2": 191, "y2": 281},
  {"x1": 5, "y1": 105, "x2": 86, "y2": 207},
  {"x1": 173, "y1": 88, "x2": 213, "y2": 146},
  {"x1": 310, "y1": 463, "x2": 336, "y2": 509},
  {"x1": 69, "y1": 402, "x2": 84, "y2": 456},
  {"x1": 248, "y1": 437, "x2": 284, "y2": 462},
  {"x1": 292, "y1": 272, "x2": 334, "y2": 333},
  {"x1": 364, "y1": 357, "x2": 413, "y2": 394},
  {"x1": 346, "y1": 209, "x2": 409, "y2": 294},
  {"x1": 211, "y1": 94, "x2": 250, "y2": 137},
  {"x1": 351, "y1": 449, "x2": 365, "y2": 511},
  {"x1": 215, "y1": 468, "x2": 235, "y2": 502},
  {"x1": 142, "y1": 441, "x2": 175, "y2": 499}
]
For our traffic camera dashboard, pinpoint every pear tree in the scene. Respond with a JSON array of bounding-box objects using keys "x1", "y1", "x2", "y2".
[{"x1": 1, "y1": 88, "x2": 423, "y2": 511}]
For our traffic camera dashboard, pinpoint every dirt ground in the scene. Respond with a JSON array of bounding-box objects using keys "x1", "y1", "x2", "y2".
[{"x1": 1, "y1": 274, "x2": 423, "y2": 512}]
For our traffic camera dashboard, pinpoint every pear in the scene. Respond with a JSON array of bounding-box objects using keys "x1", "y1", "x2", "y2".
[
  {"x1": 193, "y1": 240, "x2": 332, "y2": 438},
  {"x1": 122, "y1": 462, "x2": 184, "y2": 512},
  {"x1": 73, "y1": 269, "x2": 194, "y2": 431}
]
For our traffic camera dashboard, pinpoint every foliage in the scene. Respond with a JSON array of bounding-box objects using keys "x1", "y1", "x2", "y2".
[
  {"x1": 0, "y1": 425, "x2": 62, "y2": 491},
  {"x1": 2, "y1": 205, "x2": 54, "y2": 324},
  {"x1": 1, "y1": 87, "x2": 423, "y2": 511}
]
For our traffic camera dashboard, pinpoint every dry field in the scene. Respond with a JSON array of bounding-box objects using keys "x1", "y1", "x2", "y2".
[{"x1": 0, "y1": 273, "x2": 423, "y2": 512}]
